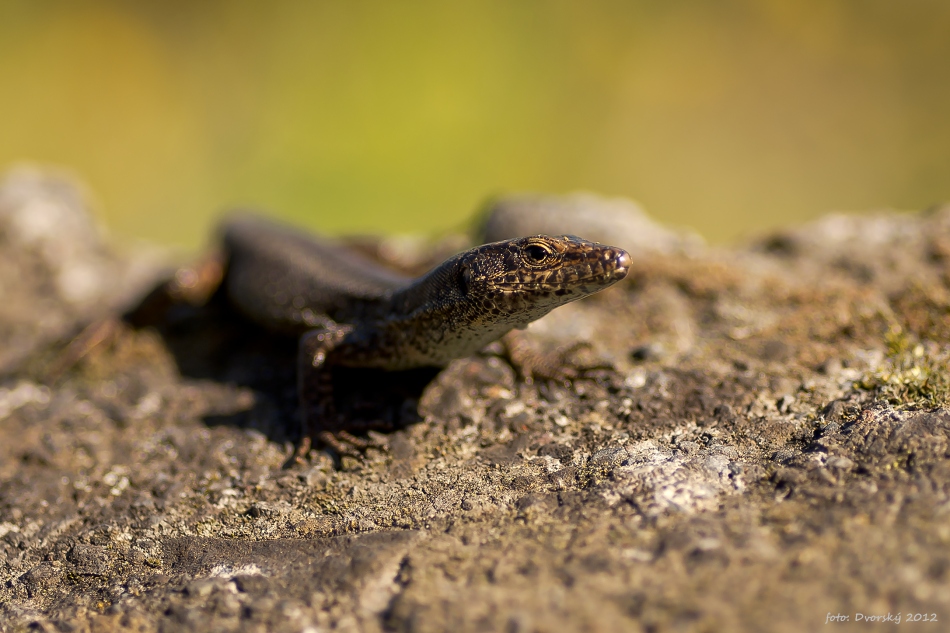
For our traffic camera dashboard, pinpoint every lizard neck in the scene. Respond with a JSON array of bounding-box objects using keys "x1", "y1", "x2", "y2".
[{"x1": 346, "y1": 252, "x2": 551, "y2": 369}]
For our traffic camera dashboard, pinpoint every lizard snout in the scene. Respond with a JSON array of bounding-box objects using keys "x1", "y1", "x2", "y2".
[{"x1": 613, "y1": 249, "x2": 631, "y2": 281}]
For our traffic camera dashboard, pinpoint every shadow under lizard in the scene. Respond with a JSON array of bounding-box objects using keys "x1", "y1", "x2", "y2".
[{"x1": 189, "y1": 215, "x2": 630, "y2": 455}]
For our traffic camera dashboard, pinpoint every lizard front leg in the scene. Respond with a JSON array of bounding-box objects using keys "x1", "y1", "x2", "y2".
[{"x1": 295, "y1": 320, "x2": 359, "y2": 460}]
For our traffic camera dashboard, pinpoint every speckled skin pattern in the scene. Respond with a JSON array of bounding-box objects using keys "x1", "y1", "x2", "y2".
[{"x1": 222, "y1": 215, "x2": 631, "y2": 371}]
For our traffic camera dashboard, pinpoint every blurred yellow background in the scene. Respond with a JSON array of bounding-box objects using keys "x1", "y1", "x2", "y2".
[{"x1": 1, "y1": 0, "x2": 948, "y2": 248}]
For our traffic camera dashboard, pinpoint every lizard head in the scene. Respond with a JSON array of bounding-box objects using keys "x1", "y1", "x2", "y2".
[
  {"x1": 456, "y1": 234, "x2": 630, "y2": 326},
  {"x1": 384, "y1": 234, "x2": 630, "y2": 367}
]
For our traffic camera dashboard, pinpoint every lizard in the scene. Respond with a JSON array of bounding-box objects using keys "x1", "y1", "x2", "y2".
[{"x1": 147, "y1": 214, "x2": 631, "y2": 456}]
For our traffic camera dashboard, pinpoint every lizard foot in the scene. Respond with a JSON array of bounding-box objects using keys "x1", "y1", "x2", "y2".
[
  {"x1": 287, "y1": 427, "x2": 386, "y2": 468},
  {"x1": 503, "y1": 331, "x2": 613, "y2": 386},
  {"x1": 125, "y1": 254, "x2": 225, "y2": 329},
  {"x1": 317, "y1": 430, "x2": 370, "y2": 456}
]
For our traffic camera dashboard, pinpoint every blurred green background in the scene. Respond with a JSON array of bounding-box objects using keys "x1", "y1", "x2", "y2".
[{"x1": 1, "y1": 0, "x2": 948, "y2": 248}]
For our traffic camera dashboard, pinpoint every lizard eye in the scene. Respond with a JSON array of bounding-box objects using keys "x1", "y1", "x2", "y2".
[{"x1": 523, "y1": 243, "x2": 553, "y2": 264}]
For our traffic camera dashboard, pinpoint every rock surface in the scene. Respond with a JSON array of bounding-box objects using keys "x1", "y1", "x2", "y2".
[{"x1": 2, "y1": 170, "x2": 950, "y2": 632}]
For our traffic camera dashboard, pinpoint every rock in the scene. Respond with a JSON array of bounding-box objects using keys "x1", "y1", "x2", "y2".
[
  {"x1": 2, "y1": 179, "x2": 950, "y2": 631},
  {"x1": 0, "y1": 166, "x2": 165, "y2": 373},
  {"x1": 479, "y1": 191, "x2": 704, "y2": 256}
]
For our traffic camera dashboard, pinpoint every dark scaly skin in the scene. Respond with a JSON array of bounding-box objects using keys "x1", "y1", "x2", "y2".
[{"x1": 219, "y1": 215, "x2": 631, "y2": 454}]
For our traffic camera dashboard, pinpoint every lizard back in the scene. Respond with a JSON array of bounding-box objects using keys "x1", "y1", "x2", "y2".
[{"x1": 221, "y1": 214, "x2": 411, "y2": 332}]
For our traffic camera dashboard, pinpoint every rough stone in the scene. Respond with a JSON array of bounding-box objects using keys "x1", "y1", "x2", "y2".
[{"x1": 2, "y1": 173, "x2": 950, "y2": 631}]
